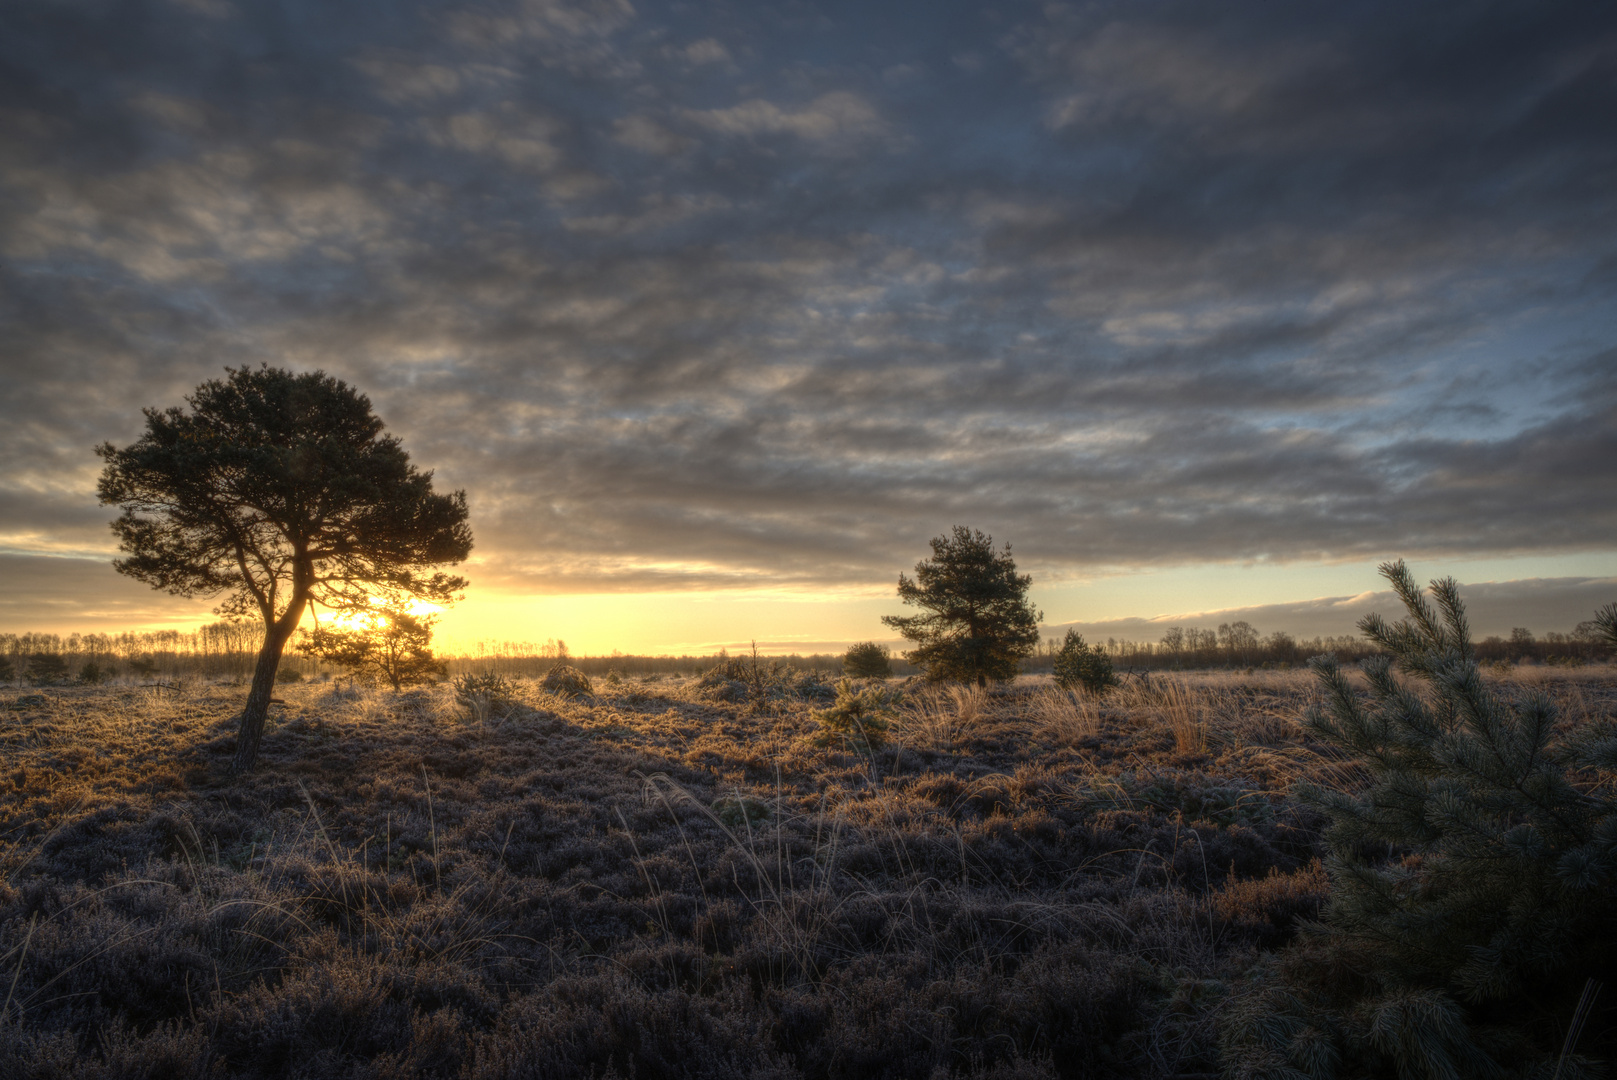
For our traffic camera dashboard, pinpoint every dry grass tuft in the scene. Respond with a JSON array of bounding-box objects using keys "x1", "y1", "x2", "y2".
[
  {"x1": 1025, "y1": 686, "x2": 1099, "y2": 746},
  {"x1": 895, "y1": 682, "x2": 988, "y2": 750}
]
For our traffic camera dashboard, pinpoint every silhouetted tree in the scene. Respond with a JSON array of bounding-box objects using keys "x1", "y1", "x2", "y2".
[
  {"x1": 298, "y1": 604, "x2": 446, "y2": 691},
  {"x1": 97, "y1": 366, "x2": 472, "y2": 773},
  {"x1": 1159, "y1": 626, "x2": 1186, "y2": 663},
  {"x1": 1218, "y1": 619, "x2": 1260, "y2": 665},
  {"x1": 1264, "y1": 629, "x2": 1297, "y2": 664},
  {"x1": 882, "y1": 526, "x2": 1041, "y2": 687}
]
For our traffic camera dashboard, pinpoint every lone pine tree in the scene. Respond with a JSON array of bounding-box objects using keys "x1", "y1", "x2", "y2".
[
  {"x1": 882, "y1": 526, "x2": 1041, "y2": 687},
  {"x1": 97, "y1": 366, "x2": 471, "y2": 773},
  {"x1": 1220, "y1": 561, "x2": 1617, "y2": 1079}
]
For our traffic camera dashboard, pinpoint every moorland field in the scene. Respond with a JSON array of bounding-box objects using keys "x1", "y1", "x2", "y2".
[{"x1": 1, "y1": 664, "x2": 1614, "y2": 1079}]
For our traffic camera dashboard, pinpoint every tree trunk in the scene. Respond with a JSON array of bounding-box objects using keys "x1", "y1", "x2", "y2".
[{"x1": 230, "y1": 615, "x2": 299, "y2": 775}]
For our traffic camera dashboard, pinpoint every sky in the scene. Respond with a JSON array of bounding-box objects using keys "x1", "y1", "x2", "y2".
[{"x1": 1, "y1": 0, "x2": 1615, "y2": 655}]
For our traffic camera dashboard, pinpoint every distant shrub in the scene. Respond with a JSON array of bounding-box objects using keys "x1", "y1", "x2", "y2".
[
  {"x1": 541, "y1": 664, "x2": 593, "y2": 698},
  {"x1": 695, "y1": 664, "x2": 748, "y2": 703},
  {"x1": 1220, "y1": 562, "x2": 1617, "y2": 1079},
  {"x1": 78, "y1": 661, "x2": 111, "y2": 685},
  {"x1": 1052, "y1": 629, "x2": 1117, "y2": 694},
  {"x1": 810, "y1": 678, "x2": 898, "y2": 753},
  {"x1": 275, "y1": 668, "x2": 303, "y2": 684},
  {"x1": 24, "y1": 654, "x2": 68, "y2": 685},
  {"x1": 842, "y1": 641, "x2": 892, "y2": 678},
  {"x1": 696, "y1": 648, "x2": 786, "y2": 711},
  {"x1": 0, "y1": 656, "x2": 13, "y2": 683}
]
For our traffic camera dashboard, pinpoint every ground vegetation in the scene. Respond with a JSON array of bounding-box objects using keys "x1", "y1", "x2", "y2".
[{"x1": 3, "y1": 658, "x2": 1611, "y2": 1077}]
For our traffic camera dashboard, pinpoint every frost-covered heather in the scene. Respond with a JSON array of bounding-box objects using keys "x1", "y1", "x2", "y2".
[{"x1": 1, "y1": 667, "x2": 1613, "y2": 1079}]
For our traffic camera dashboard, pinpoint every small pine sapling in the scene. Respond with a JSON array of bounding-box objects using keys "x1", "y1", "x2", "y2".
[
  {"x1": 1219, "y1": 561, "x2": 1617, "y2": 1080},
  {"x1": 810, "y1": 679, "x2": 899, "y2": 753},
  {"x1": 1052, "y1": 629, "x2": 1118, "y2": 694}
]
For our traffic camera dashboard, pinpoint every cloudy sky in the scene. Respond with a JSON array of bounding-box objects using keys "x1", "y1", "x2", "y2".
[{"x1": 2, "y1": 0, "x2": 1615, "y2": 653}]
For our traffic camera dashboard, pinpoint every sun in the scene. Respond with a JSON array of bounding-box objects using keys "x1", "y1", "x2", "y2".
[{"x1": 323, "y1": 595, "x2": 444, "y2": 632}]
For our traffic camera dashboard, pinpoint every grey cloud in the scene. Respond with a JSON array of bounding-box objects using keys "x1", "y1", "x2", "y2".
[
  {"x1": 0, "y1": 0, "x2": 1613, "y2": 618},
  {"x1": 680, "y1": 91, "x2": 886, "y2": 143},
  {"x1": 0, "y1": 555, "x2": 217, "y2": 629}
]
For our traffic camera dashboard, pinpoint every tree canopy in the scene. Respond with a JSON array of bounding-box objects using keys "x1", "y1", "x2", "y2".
[
  {"x1": 298, "y1": 604, "x2": 446, "y2": 692},
  {"x1": 881, "y1": 526, "x2": 1042, "y2": 686},
  {"x1": 97, "y1": 365, "x2": 472, "y2": 772},
  {"x1": 841, "y1": 641, "x2": 893, "y2": 678}
]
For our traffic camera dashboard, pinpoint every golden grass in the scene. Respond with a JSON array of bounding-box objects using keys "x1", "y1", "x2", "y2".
[{"x1": 1024, "y1": 685, "x2": 1099, "y2": 746}]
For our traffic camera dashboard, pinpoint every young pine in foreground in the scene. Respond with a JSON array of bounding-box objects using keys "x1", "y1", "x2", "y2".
[{"x1": 1220, "y1": 562, "x2": 1617, "y2": 1080}]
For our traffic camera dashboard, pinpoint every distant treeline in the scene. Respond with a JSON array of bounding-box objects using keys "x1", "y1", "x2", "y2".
[
  {"x1": 2, "y1": 615, "x2": 1610, "y2": 686},
  {"x1": 1024, "y1": 617, "x2": 1614, "y2": 672}
]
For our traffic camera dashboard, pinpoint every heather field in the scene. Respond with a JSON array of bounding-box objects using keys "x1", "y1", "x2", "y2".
[{"x1": 2, "y1": 666, "x2": 1614, "y2": 1079}]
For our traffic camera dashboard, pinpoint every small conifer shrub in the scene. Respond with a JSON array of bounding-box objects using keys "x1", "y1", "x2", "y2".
[
  {"x1": 1219, "y1": 561, "x2": 1617, "y2": 1079},
  {"x1": 810, "y1": 678, "x2": 899, "y2": 753},
  {"x1": 842, "y1": 641, "x2": 893, "y2": 678},
  {"x1": 1052, "y1": 629, "x2": 1117, "y2": 694},
  {"x1": 541, "y1": 664, "x2": 592, "y2": 698},
  {"x1": 453, "y1": 672, "x2": 518, "y2": 719}
]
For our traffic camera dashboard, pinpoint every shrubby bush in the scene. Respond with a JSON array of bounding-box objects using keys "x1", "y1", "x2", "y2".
[
  {"x1": 810, "y1": 678, "x2": 899, "y2": 752},
  {"x1": 542, "y1": 664, "x2": 593, "y2": 698},
  {"x1": 453, "y1": 671, "x2": 519, "y2": 719},
  {"x1": 841, "y1": 641, "x2": 892, "y2": 678},
  {"x1": 1219, "y1": 562, "x2": 1617, "y2": 1079},
  {"x1": 1052, "y1": 629, "x2": 1117, "y2": 694}
]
